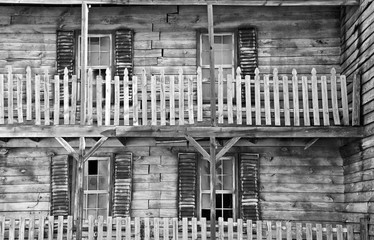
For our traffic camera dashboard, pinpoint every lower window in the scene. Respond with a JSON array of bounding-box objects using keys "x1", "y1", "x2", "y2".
[{"x1": 199, "y1": 156, "x2": 237, "y2": 220}]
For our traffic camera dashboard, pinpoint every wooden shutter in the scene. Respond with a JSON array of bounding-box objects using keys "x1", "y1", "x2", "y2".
[
  {"x1": 238, "y1": 28, "x2": 257, "y2": 77},
  {"x1": 239, "y1": 153, "x2": 260, "y2": 220},
  {"x1": 50, "y1": 155, "x2": 72, "y2": 216},
  {"x1": 115, "y1": 29, "x2": 133, "y2": 78},
  {"x1": 178, "y1": 153, "x2": 198, "y2": 219},
  {"x1": 56, "y1": 30, "x2": 75, "y2": 77},
  {"x1": 112, "y1": 153, "x2": 133, "y2": 217}
]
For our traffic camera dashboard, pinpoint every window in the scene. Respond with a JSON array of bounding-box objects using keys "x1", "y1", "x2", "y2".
[
  {"x1": 199, "y1": 156, "x2": 237, "y2": 220},
  {"x1": 77, "y1": 34, "x2": 113, "y2": 80},
  {"x1": 83, "y1": 157, "x2": 111, "y2": 219},
  {"x1": 200, "y1": 33, "x2": 236, "y2": 102}
]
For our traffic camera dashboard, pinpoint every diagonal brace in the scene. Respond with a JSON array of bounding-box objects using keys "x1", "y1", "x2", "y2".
[
  {"x1": 83, "y1": 136, "x2": 108, "y2": 162},
  {"x1": 216, "y1": 137, "x2": 241, "y2": 161},
  {"x1": 185, "y1": 135, "x2": 210, "y2": 161},
  {"x1": 55, "y1": 137, "x2": 79, "y2": 161}
]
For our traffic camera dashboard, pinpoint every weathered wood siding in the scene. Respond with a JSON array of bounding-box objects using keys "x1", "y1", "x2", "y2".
[
  {"x1": 0, "y1": 138, "x2": 344, "y2": 223},
  {"x1": 0, "y1": 5, "x2": 341, "y2": 75},
  {"x1": 340, "y1": 0, "x2": 374, "y2": 237}
]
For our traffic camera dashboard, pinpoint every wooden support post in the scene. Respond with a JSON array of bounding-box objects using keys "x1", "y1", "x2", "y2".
[
  {"x1": 216, "y1": 137, "x2": 241, "y2": 161},
  {"x1": 360, "y1": 215, "x2": 369, "y2": 240},
  {"x1": 210, "y1": 136, "x2": 217, "y2": 239},
  {"x1": 76, "y1": 137, "x2": 85, "y2": 240},
  {"x1": 80, "y1": 2, "x2": 89, "y2": 125},
  {"x1": 207, "y1": 4, "x2": 217, "y2": 127},
  {"x1": 352, "y1": 71, "x2": 361, "y2": 126}
]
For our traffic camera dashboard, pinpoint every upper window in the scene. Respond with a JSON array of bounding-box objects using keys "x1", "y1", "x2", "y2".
[{"x1": 77, "y1": 34, "x2": 113, "y2": 80}]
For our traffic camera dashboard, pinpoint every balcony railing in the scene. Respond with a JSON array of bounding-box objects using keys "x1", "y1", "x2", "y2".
[
  {"x1": 0, "y1": 216, "x2": 355, "y2": 240},
  {"x1": 0, "y1": 66, "x2": 360, "y2": 127}
]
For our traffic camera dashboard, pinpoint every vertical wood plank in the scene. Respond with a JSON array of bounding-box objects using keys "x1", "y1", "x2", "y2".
[
  {"x1": 48, "y1": 216, "x2": 54, "y2": 240},
  {"x1": 35, "y1": 75, "x2": 41, "y2": 125},
  {"x1": 26, "y1": 66, "x2": 32, "y2": 121},
  {"x1": 330, "y1": 68, "x2": 340, "y2": 125},
  {"x1": 87, "y1": 68, "x2": 93, "y2": 125},
  {"x1": 182, "y1": 217, "x2": 188, "y2": 240},
  {"x1": 163, "y1": 218, "x2": 169, "y2": 240},
  {"x1": 172, "y1": 218, "x2": 178, "y2": 240},
  {"x1": 142, "y1": 69, "x2": 148, "y2": 126},
  {"x1": 283, "y1": 76, "x2": 290, "y2": 126},
  {"x1": 296, "y1": 223, "x2": 302, "y2": 240},
  {"x1": 107, "y1": 217, "x2": 113, "y2": 240},
  {"x1": 306, "y1": 223, "x2": 312, "y2": 240},
  {"x1": 19, "y1": 217, "x2": 25, "y2": 240},
  {"x1": 8, "y1": 218, "x2": 14, "y2": 240},
  {"x1": 276, "y1": 221, "x2": 282, "y2": 240},
  {"x1": 44, "y1": 70, "x2": 51, "y2": 125},
  {"x1": 67, "y1": 216, "x2": 73, "y2": 240},
  {"x1": 0, "y1": 75, "x2": 3, "y2": 124},
  {"x1": 257, "y1": 221, "x2": 262, "y2": 240},
  {"x1": 228, "y1": 218, "x2": 234, "y2": 240},
  {"x1": 133, "y1": 76, "x2": 139, "y2": 126},
  {"x1": 340, "y1": 75, "x2": 349, "y2": 125},
  {"x1": 218, "y1": 66, "x2": 224, "y2": 124},
  {"x1": 123, "y1": 69, "x2": 130, "y2": 125},
  {"x1": 337, "y1": 225, "x2": 343, "y2": 240},
  {"x1": 29, "y1": 216, "x2": 35, "y2": 240},
  {"x1": 151, "y1": 76, "x2": 157, "y2": 125},
  {"x1": 16, "y1": 74, "x2": 23, "y2": 123},
  {"x1": 316, "y1": 224, "x2": 322, "y2": 240},
  {"x1": 326, "y1": 224, "x2": 333, "y2": 240},
  {"x1": 160, "y1": 70, "x2": 166, "y2": 126},
  {"x1": 347, "y1": 224, "x2": 354, "y2": 240},
  {"x1": 286, "y1": 222, "x2": 292, "y2": 240},
  {"x1": 135, "y1": 217, "x2": 140, "y2": 240},
  {"x1": 38, "y1": 216, "x2": 45, "y2": 240},
  {"x1": 144, "y1": 218, "x2": 150, "y2": 240},
  {"x1": 237, "y1": 219, "x2": 243, "y2": 240},
  {"x1": 218, "y1": 218, "x2": 224, "y2": 240},
  {"x1": 352, "y1": 72, "x2": 361, "y2": 126},
  {"x1": 273, "y1": 69, "x2": 280, "y2": 126},
  {"x1": 247, "y1": 220, "x2": 253, "y2": 240},
  {"x1": 170, "y1": 76, "x2": 175, "y2": 125},
  {"x1": 114, "y1": 75, "x2": 120, "y2": 126},
  {"x1": 70, "y1": 75, "x2": 77, "y2": 124},
  {"x1": 179, "y1": 68, "x2": 185, "y2": 125},
  {"x1": 302, "y1": 76, "x2": 310, "y2": 126},
  {"x1": 266, "y1": 221, "x2": 272, "y2": 240},
  {"x1": 254, "y1": 69, "x2": 261, "y2": 125},
  {"x1": 125, "y1": 217, "x2": 131, "y2": 240},
  {"x1": 236, "y1": 68, "x2": 243, "y2": 125},
  {"x1": 197, "y1": 67, "x2": 203, "y2": 122},
  {"x1": 227, "y1": 74, "x2": 234, "y2": 124},
  {"x1": 57, "y1": 216, "x2": 63, "y2": 240},
  {"x1": 292, "y1": 69, "x2": 300, "y2": 126},
  {"x1": 321, "y1": 76, "x2": 330, "y2": 126},
  {"x1": 116, "y1": 217, "x2": 123, "y2": 240},
  {"x1": 88, "y1": 215, "x2": 94, "y2": 240},
  {"x1": 105, "y1": 68, "x2": 112, "y2": 126},
  {"x1": 63, "y1": 68, "x2": 70, "y2": 125},
  {"x1": 54, "y1": 75, "x2": 60, "y2": 125},
  {"x1": 201, "y1": 218, "x2": 207, "y2": 240},
  {"x1": 154, "y1": 218, "x2": 160, "y2": 240},
  {"x1": 264, "y1": 75, "x2": 271, "y2": 125},
  {"x1": 188, "y1": 76, "x2": 194, "y2": 124},
  {"x1": 245, "y1": 75, "x2": 252, "y2": 125},
  {"x1": 0, "y1": 217, "x2": 4, "y2": 240},
  {"x1": 311, "y1": 69, "x2": 320, "y2": 126},
  {"x1": 7, "y1": 66, "x2": 14, "y2": 124},
  {"x1": 192, "y1": 217, "x2": 197, "y2": 240},
  {"x1": 97, "y1": 216, "x2": 103, "y2": 240},
  {"x1": 96, "y1": 76, "x2": 103, "y2": 126}
]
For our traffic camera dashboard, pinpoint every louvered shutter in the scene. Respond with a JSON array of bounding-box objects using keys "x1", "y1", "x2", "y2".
[
  {"x1": 178, "y1": 153, "x2": 198, "y2": 219},
  {"x1": 56, "y1": 30, "x2": 75, "y2": 77},
  {"x1": 50, "y1": 155, "x2": 72, "y2": 216},
  {"x1": 239, "y1": 153, "x2": 260, "y2": 220},
  {"x1": 112, "y1": 153, "x2": 133, "y2": 217},
  {"x1": 115, "y1": 29, "x2": 133, "y2": 78},
  {"x1": 238, "y1": 28, "x2": 257, "y2": 77}
]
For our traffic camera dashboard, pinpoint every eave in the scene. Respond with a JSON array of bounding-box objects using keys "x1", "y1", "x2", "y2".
[
  {"x1": 0, "y1": 125, "x2": 363, "y2": 138},
  {"x1": 0, "y1": 0, "x2": 359, "y2": 5}
]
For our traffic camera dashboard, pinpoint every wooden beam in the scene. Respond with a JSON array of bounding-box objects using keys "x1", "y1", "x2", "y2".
[
  {"x1": 55, "y1": 137, "x2": 79, "y2": 161},
  {"x1": 207, "y1": 4, "x2": 217, "y2": 127},
  {"x1": 216, "y1": 137, "x2": 241, "y2": 161},
  {"x1": 0, "y1": 0, "x2": 359, "y2": 5},
  {"x1": 83, "y1": 136, "x2": 108, "y2": 162},
  {"x1": 80, "y1": 2, "x2": 89, "y2": 126},
  {"x1": 76, "y1": 137, "x2": 85, "y2": 240},
  {"x1": 0, "y1": 125, "x2": 364, "y2": 138},
  {"x1": 185, "y1": 135, "x2": 210, "y2": 160},
  {"x1": 209, "y1": 136, "x2": 217, "y2": 240}
]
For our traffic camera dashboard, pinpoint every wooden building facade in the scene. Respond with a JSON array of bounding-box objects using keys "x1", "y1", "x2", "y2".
[{"x1": 0, "y1": 0, "x2": 373, "y2": 239}]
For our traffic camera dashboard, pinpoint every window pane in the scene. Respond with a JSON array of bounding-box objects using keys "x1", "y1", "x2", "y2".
[
  {"x1": 223, "y1": 158, "x2": 233, "y2": 175},
  {"x1": 98, "y1": 209, "x2": 107, "y2": 218},
  {"x1": 202, "y1": 194, "x2": 210, "y2": 209},
  {"x1": 100, "y1": 52, "x2": 110, "y2": 65},
  {"x1": 201, "y1": 51, "x2": 210, "y2": 66},
  {"x1": 99, "y1": 176, "x2": 108, "y2": 190},
  {"x1": 100, "y1": 37, "x2": 111, "y2": 52},
  {"x1": 221, "y1": 50, "x2": 232, "y2": 65},
  {"x1": 98, "y1": 194, "x2": 108, "y2": 208},
  {"x1": 223, "y1": 175, "x2": 233, "y2": 190},
  {"x1": 87, "y1": 209, "x2": 96, "y2": 218},
  {"x1": 216, "y1": 175, "x2": 223, "y2": 190},
  {"x1": 98, "y1": 160, "x2": 109, "y2": 176},
  {"x1": 88, "y1": 176, "x2": 97, "y2": 190},
  {"x1": 223, "y1": 210, "x2": 233, "y2": 220},
  {"x1": 89, "y1": 37, "x2": 100, "y2": 52},
  {"x1": 222, "y1": 35, "x2": 233, "y2": 48},
  {"x1": 201, "y1": 175, "x2": 210, "y2": 190},
  {"x1": 216, "y1": 194, "x2": 222, "y2": 208},
  {"x1": 223, "y1": 194, "x2": 233, "y2": 208},
  {"x1": 202, "y1": 209, "x2": 210, "y2": 220},
  {"x1": 88, "y1": 160, "x2": 98, "y2": 175},
  {"x1": 89, "y1": 52, "x2": 100, "y2": 66},
  {"x1": 87, "y1": 194, "x2": 97, "y2": 208},
  {"x1": 202, "y1": 35, "x2": 209, "y2": 51},
  {"x1": 214, "y1": 36, "x2": 222, "y2": 44}
]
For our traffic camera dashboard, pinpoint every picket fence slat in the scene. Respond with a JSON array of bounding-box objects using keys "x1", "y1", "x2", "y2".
[{"x1": 0, "y1": 66, "x2": 358, "y2": 127}]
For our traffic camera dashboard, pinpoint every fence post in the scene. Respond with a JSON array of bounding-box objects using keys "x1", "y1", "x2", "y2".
[
  {"x1": 352, "y1": 71, "x2": 361, "y2": 126},
  {"x1": 360, "y1": 215, "x2": 369, "y2": 240}
]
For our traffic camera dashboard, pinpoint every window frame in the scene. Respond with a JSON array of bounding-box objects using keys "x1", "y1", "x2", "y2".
[{"x1": 197, "y1": 154, "x2": 239, "y2": 221}]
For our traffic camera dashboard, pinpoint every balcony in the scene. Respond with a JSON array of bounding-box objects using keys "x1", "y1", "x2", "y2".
[{"x1": 0, "y1": 66, "x2": 363, "y2": 138}]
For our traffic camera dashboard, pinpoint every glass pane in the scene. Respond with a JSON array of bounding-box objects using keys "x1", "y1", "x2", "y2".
[
  {"x1": 223, "y1": 175, "x2": 233, "y2": 190},
  {"x1": 84, "y1": 176, "x2": 88, "y2": 190},
  {"x1": 214, "y1": 51, "x2": 223, "y2": 65},
  {"x1": 202, "y1": 194, "x2": 210, "y2": 209},
  {"x1": 98, "y1": 194, "x2": 108, "y2": 208},
  {"x1": 87, "y1": 209, "x2": 96, "y2": 218},
  {"x1": 89, "y1": 37, "x2": 100, "y2": 52},
  {"x1": 89, "y1": 52, "x2": 100, "y2": 66},
  {"x1": 88, "y1": 160, "x2": 98, "y2": 175},
  {"x1": 223, "y1": 158, "x2": 233, "y2": 175},
  {"x1": 87, "y1": 194, "x2": 97, "y2": 208},
  {"x1": 98, "y1": 160, "x2": 109, "y2": 176},
  {"x1": 88, "y1": 176, "x2": 97, "y2": 190},
  {"x1": 93, "y1": 69, "x2": 106, "y2": 80},
  {"x1": 100, "y1": 37, "x2": 111, "y2": 52},
  {"x1": 202, "y1": 35, "x2": 209, "y2": 51},
  {"x1": 201, "y1": 51, "x2": 210, "y2": 65},
  {"x1": 202, "y1": 209, "x2": 210, "y2": 220},
  {"x1": 216, "y1": 194, "x2": 222, "y2": 208},
  {"x1": 99, "y1": 176, "x2": 108, "y2": 190},
  {"x1": 223, "y1": 194, "x2": 233, "y2": 208},
  {"x1": 223, "y1": 210, "x2": 233, "y2": 220},
  {"x1": 201, "y1": 160, "x2": 210, "y2": 174},
  {"x1": 216, "y1": 210, "x2": 222, "y2": 220},
  {"x1": 100, "y1": 52, "x2": 110, "y2": 65},
  {"x1": 214, "y1": 36, "x2": 222, "y2": 44},
  {"x1": 201, "y1": 174, "x2": 210, "y2": 190},
  {"x1": 98, "y1": 209, "x2": 107, "y2": 218},
  {"x1": 222, "y1": 35, "x2": 233, "y2": 48},
  {"x1": 221, "y1": 50, "x2": 232, "y2": 65},
  {"x1": 216, "y1": 175, "x2": 223, "y2": 190}
]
